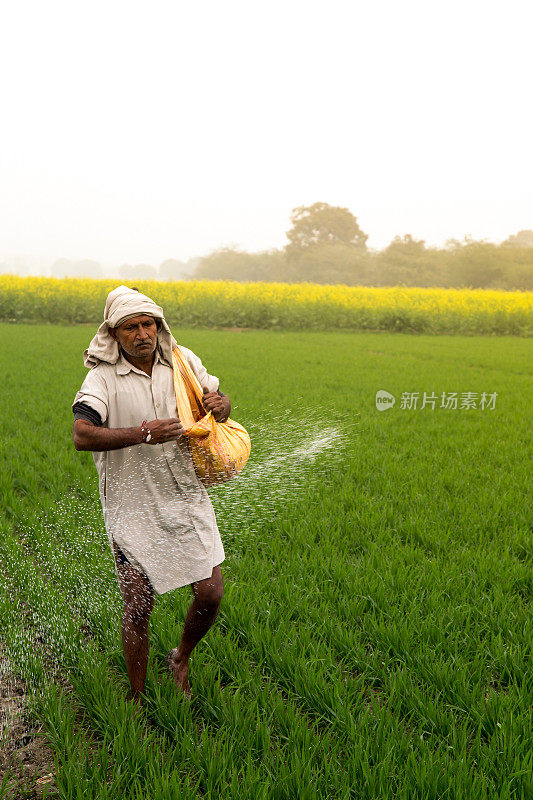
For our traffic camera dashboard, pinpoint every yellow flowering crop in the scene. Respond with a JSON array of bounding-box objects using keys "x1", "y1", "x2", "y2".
[{"x1": 0, "y1": 275, "x2": 531, "y2": 335}]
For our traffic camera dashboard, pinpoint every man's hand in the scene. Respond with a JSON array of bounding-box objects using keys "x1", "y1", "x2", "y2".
[
  {"x1": 145, "y1": 417, "x2": 185, "y2": 443},
  {"x1": 202, "y1": 389, "x2": 231, "y2": 422}
]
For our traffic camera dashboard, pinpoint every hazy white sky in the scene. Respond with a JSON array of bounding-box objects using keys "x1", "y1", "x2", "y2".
[{"x1": 1, "y1": 0, "x2": 532, "y2": 267}]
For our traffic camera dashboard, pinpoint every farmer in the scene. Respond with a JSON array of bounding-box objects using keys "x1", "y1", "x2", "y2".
[{"x1": 72, "y1": 285, "x2": 230, "y2": 701}]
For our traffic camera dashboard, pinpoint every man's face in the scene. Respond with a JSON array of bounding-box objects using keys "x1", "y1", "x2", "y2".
[{"x1": 110, "y1": 314, "x2": 158, "y2": 359}]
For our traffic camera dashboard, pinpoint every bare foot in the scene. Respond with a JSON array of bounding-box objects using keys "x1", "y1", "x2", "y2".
[{"x1": 166, "y1": 648, "x2": 192, "y2": 699}]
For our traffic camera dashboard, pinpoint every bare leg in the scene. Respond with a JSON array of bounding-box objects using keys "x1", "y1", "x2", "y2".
[
  {"x1": 167, "y1": 564, "x2": 223, "y2": 697},
  {"x1": 113, "y1": 542, "x2": 154, "y2": 702}
]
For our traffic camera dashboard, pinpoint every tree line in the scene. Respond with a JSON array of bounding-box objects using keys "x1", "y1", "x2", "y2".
[
  {"x1": 193, "y1": 204, "x2": 533, "y2": 291},
  {"x1": 3, "y1": 203, "x2": 532, "y2": 290}
]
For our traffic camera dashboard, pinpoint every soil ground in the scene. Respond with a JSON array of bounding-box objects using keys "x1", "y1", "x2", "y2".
[{"x1": 0, "y1": 645, "x2": 57, "y2": 799}]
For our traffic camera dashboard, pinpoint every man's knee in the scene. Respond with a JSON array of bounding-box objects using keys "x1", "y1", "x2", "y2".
[
  {"x1": 208, "y1": 584, "x2": 224, "y2": 608},
  {"x1": 195, "y1": 580, "x2": 223, "y2": 611},
  {"x1": 120, "y1": 569, "x2": 154, "y2": 626},
  {"x1": 124, "y1": 592, "x2": 154, "y2": 627}
]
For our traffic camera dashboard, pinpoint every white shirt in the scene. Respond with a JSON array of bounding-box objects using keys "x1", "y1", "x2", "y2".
[{"x1": 72, "y1": 342, "x2": 225, "y2": 594}]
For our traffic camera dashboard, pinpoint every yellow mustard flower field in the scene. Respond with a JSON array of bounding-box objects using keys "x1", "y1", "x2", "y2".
[{"x1": 0, "y1": 276, "x2": 531, "y2": 334}]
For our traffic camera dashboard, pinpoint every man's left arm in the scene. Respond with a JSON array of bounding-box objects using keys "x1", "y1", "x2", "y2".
[
  {"x1": 178, "y1": 345, "x2": 230, "y2": 421},
  {"x1": 203, "y1": 388, "x2": 231, "y2": 422}
]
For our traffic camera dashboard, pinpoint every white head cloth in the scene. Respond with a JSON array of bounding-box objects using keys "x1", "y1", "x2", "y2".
[{"x1": 83, "y1": 285, "x2": 178, "y2": 368}]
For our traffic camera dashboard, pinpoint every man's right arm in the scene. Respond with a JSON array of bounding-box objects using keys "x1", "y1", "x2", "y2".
[
  {"x1": 73, "y1": 418, "x2": 185, "y2": 451},
  {"x1": 73, "y1": 419, "x2": 144, "y2": 451}
]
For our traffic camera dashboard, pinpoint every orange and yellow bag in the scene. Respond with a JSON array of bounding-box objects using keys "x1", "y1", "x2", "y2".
[{"x1": 172, "y1": 346, "x2": 251, "y2": 487}]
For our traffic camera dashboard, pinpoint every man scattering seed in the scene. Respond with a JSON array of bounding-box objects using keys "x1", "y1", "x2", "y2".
[{"x1": 72, "y1": 285, "x2": 230, "y2": 701}]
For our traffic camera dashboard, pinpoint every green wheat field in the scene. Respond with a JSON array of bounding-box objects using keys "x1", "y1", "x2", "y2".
[{"x1": 0, "y1": 323, "x2": 531, "y2": 799}]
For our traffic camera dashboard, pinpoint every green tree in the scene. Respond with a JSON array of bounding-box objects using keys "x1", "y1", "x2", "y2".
[
  {"x1": 375, "y1": 235, "x2": 440, "y2": 287},
  {"x1": 444, "y1": 238, "x2": 504, "y2": 289},
  {"x1": 285, "y1": 202, "x2": 368, "y2": 258},
  {"x1": 503, "y1": 230, "x2": 533, "y2": 248},
  {"x1": 118, "y1": 263, "x2": 158, "y2": 281},
  {"x1": 193, "y1": 246, "x2": 286, "y2": 282},
  {"x1": 158, "y1": 259, "x2": 187, "y2": 281},
  {"x1": 281, "y1": 242, "x2": 371, "y2": 285}
]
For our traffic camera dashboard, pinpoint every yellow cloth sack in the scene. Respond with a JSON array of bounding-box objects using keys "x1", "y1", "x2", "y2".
[{"x1": 172, "y1": 346, "x2": 251, "y2": 487}]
